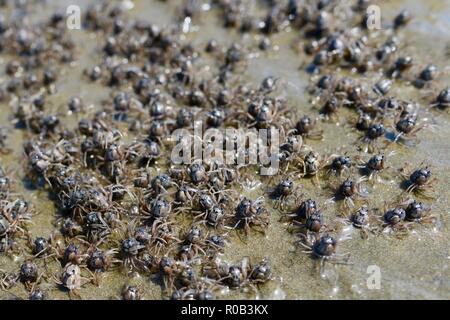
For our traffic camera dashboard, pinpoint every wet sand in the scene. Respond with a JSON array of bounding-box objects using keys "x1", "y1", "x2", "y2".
[{"x1": 0, "y1": 0, "x2": 449, "y2": 299}]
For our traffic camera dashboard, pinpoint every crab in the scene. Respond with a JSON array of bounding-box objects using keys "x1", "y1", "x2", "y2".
[
  {"x1": 327, "y1": 177, "x2": 369, "y2": 210},
  {"x1": 400, "y1": 162, "x2": 436, "y2": 199},
  {"x1": 297, "y1": 233, "x2": 351, "y2": 270}
]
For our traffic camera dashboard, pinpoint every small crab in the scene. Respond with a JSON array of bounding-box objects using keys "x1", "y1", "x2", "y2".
[
  {"x1": 293, "y1": 210, "x2": 326, "y2": 234},
  {"x1": 285, "y1": 198, "x2": 329, "y2": 234},
  {"x1": 149, "y1": 220, "x2": 182, "y2": 255},
  {"x1": 356, "y1": 152, "x2": 394, "y2": 182},
  {"x1": 233, "y1": 197, "x2": 269, "y2": 236},
  {"x1": 119, "y1": 236, "x2": 146, "y2": 271},
  {"x1": 203, "y1": 205, "x2": 231, "y2": 229},
  {"x1": 171, "y1": 281, "x2": 217, "y2": 300},
  {"x1": 204, "y1": 234, "x2": 228, "y2": 257},
  {"x1": 187, "y1": 162, "x2": 208, "y2": 185},
  {"x1": 323, "y1": 154, "x2": 352, "y2": 177},
  {"x1": 180, "y1": 224, "x2": 208, "y2": 257},
  {"x1": 175, "y1": 263, "x2": 198, "y2": 288},
  {"x1": 55, "y1": 263, "x2": 90, "y2": 299},
  {"x1": 268, "y1": 178, "x2": 301, "y2": 210},
  {"x1": 351, "y1": 112, "x2": 374, "y2": 132},
  {"x1": 144, "y1": 196, "x2": 173, "y2": 222},
  {"x1": 388, "y1": 112, "x2": 425, "y2": 146},
  {"x1": 279, "y1": 134, "x2": 306, "y2": 158},
  {"x1": 19, "y1": 260, "x2": 42, "y2": 291},
  {"x1": 0, "y1": 269, "x2": 18, "y2": 291},
  {"x1": 122, "y1": 285, "x2": 141, "y2": 300},
  {"x1": 295, "y1": 115, "x2": 323, "y2": 140},
  {"x1": 294, "y1": 150, "x2": 327, "y2": 186},
  {"x1": 401, "y1": 198, "x2": 435, "y2": 224},
  {"x1": 158, "y1": 256, "x2": 183, "y2": 292},
  {"x1": 341, "y1": 205, "x2": 377, "y2": 239},
  {"x1": 278, "y1": 134, "x2": 311, "y2": 172},
  {"x1": 248, "y1": 257, "x2": 272, "y2": 284},
  {"x1": 328, "y1": 178, "x2": 369, "y2": 210},
  {"x1": 377, "y1": 204, "x2": 412, "y2": 237},
  {"x1": 203, "y1": 257, "x2": 268, "y2": 293},
  {"x1": 83, "y1": 242, "x2": 119, "y2": 285},
  {"x1": 387, "y1": 56, "x2": 414, "y2": 79},
  {"x1": 319, "y1": 95, "x2": 342, "y2": 121},
  {"x1": 148, "y1": 173, "x2": 178, "y2": 196},
  {"x1": 287, "y1": 198, "x2": 319, "y2": 223},
  {"x1": 174, "y1": 184, "x2": 197, "y2": 207},
  {"x1": 400, "y1": 163, "x2": 435, "y2": 199},
  {"x1": 430, "y1": 88, "x2": 450, "y2": 110},
  {"x1": 297, "y1": 234, "x2": 350, "y2": 270},
  {"x1": 413, "y1": 64, "x2": 439, "y2": 89},
  {"x1": 359, "y1": 123, "x2": 387, "y2": 153}
]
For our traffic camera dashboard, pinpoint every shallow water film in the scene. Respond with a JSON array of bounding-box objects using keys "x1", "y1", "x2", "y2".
[{"x1": 0, "y1": 0, "x2": 449, "y2": 300}]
